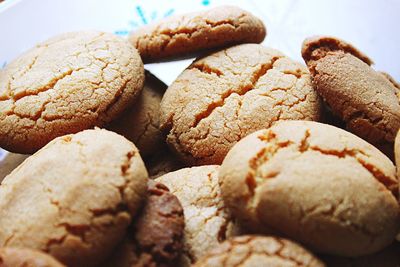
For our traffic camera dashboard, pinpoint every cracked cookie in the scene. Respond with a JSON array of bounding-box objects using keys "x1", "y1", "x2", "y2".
[
  {"x1": 0, "y1": 151, "x2": 29, "y2": 182},
  {"x1": 160, "y1": 43, "x2": 322, "y2": 165},
  {"x1": 219, "y1": 120, "x2": 399, "y2": 257},
  {"x1": 193, "y1": 235, "x2": 325, "y2": 267},
  {"x1": 129, "y1": 6, "x2": 266, "y2": 63},
  {"x1": 301, "y1": 36, "x2": 400, "y2": 155},
  {"x1": 109, "y1": 71, "x2": 166, "y2": 158},
  {"x1": 103, "y1": 180, "x2": 184, "y2": 267},
  {"x1": 0, "y1": 31, "x2": 144, "y2": 154},
  {"x1": 0, "y1": 128, "x2": 148, "y2": 266},
  {"x1": 0, "y1": 247, "x2": 65, "y2": 267},
  {"x1": 156, "y1": 165, "x2": 240, "y2": 266}
]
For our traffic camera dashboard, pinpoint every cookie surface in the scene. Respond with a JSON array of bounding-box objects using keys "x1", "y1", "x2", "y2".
[
  {"x1": 109, "y1": 71, "x2": 166, "y2": 158},
  {"x1": 160, "y1": 44, "x2": 321, "y2": 165},
  {"x1": 0, "y1": 247, "x2": 65, "y2": 267},
  {"x1": 219, "y1": 120, "x2": 399, "y2": 257},
  {"x1": 0, "y1": 31, "x2": 144, "y2": 154},
  {"x1": 129, "y1": 6, "x2": 266, "y2": 62},
  {"x1": 302, "y1": 36, "x2": 400, "y2": 152},
  {"x1": 0, "y1": 129, "x2": 148, "y2": 266},
  {"x1": 103, "y1": 181, "x2": 184, "y2": 267},
  {"x1": 193, "y1": 235, "x2": 324, "y2": 267},
  {"x1": 156, "y1": 166, "x2": 240, "y2": 266}
]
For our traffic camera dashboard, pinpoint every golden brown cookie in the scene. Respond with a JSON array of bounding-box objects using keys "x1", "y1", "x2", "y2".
[
  {"x1": 219, "y1": 120, "x2": 399, "y2": 257},
  {"x1": 160, "y1": 44, "x2": 321, "y2": 165},
  {"x1": 103, "y1": 181, "x2": 184, "y2": 267},
  {"x1": 129, "y1": 6, "x2": 266, "y2": 63},
  {"x1": 0, "y1": 31, "x2": 144, "y2": 154},
  {"x1": 0, "y1": 151, "x2": 29, "y2": 182},
  {"x1": 108, "y1": 71, "x2": 166, "y2": 158},
  {"x1": 145, "y1": 145, "x2": 185, "y2": 179},
  {"x1": 0, "y1": 247, "x2": 65, "y2": 267},
  {"x1": 0, "y1": 128, "x2": 148, "y2": 267},
  {"x1": 301, "y1": 36, "x2": 400, "y2": 154},
  {"x1": 193, "y1": 235, "x2": 325, "y2": 267},
  {"x1": 156, "y1": 166, "x2": 240, "y2": 266}
]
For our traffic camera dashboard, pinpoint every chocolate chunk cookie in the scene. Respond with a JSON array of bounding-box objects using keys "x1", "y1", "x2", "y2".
[
  {"x1": 103, "y1": 181, "x2": 184, "y2": 267},
  {"x1": 156, "y1": 166, "x2": 241, "y2": 266},
  {"x1": 302, "y1": 36, "x2": 400, "y2": 154},
  {"x1": 0, "y1": 128, "x2": 148, "y2": 266},
  {"x1": 193, "y1": 235, "x2": 325, "y2": 267},
  {"x1": 129, "y1": 6, "x2": 266, "y2": 62},
  {"x1": 160, "y1": 43, "x2": 321, "y2": 165},
  {"x1": 0, "y1": 31, "x2": 144, "y2": 154},
  {"x1": 219, "y1": 120, "x2": 399, "y2": 257}
]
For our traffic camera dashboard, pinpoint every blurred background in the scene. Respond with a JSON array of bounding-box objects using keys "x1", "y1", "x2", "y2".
[{"x1": 1, "y1": 0, "x2": 399, "y2": 85}]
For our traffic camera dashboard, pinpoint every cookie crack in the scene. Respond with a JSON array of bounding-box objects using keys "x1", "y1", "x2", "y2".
[
  {"x1": 189, "y1": 62, "x2": 223, "y2": 77},
  {"x1": 191, "y1": 58, "x2": 280, "y2": 129},
  {"x1": 11, "y1": 69, "x2": 74, "y2": 102},
  {"x1": 245, "y1": 130, "x2": 293, "y2": 196},
  {"x1": 308, "y1": 145, "x2": 398, "y2": 197}
]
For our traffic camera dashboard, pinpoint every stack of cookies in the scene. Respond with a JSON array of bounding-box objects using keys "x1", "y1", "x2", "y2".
[{"x1": 0, "y1": 5, "x2": 399, "y2": 267}]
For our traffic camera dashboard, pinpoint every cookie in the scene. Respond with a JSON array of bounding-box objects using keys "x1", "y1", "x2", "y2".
[
  {"x1": 301, "y1": 36, "x2": 400, "y2": 153},
  {"x1": 0, "y1": 31, "x2": 144, "y2": 154},
  {"x1": 109, "y1": 71, "x2": 166, "y2": 158},
  {"x1": 145, "y1": 145, "x2": 185, "y2": 179},
  {"x1": 103, "y1": 181, "x2": 184, "y2": 267},
  {"x1": 156, "y1": 166, "x2": 240, "y2": 266},
  {"x1": 129, "y1": 6, "x2": 266, "y2": 63},
  {"x1": 0, "y1": 247, "x2": 65, "y2": 267},
  {"x1": 219, "y1": 120, "x2": 399, "y2": 257},
  {"x1": 160, "y1": 44, "x2": 321, "y2": 165},
  {"x1": 0, "y1": 128, "x2": 148, "y2": 266},
  {"x1": 0, "y1": 151, "x2": 29, "y2": 182},
  {"x1": 193, "y1": 235, "x2": 325, "y2": 267}
]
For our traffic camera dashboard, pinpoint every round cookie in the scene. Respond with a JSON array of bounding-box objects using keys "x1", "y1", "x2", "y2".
[
  {"x1": 301, "y1": 36, "x2": 400, "y2": 154},
  {"x1": 0, "y1": 128, "x2": 148, "y2": 266},
  {"x1": 160, "y1": 43, "x2": 321, "y2": 165},
  {"x1": 0, "y1": 151, "x2": 29, "y2": 182},
  {"x1": 219, "y1": 120, "x2": 399, "y2": 257},
  {"x1": 108, "y1": 71, "x2": 166, "y2": 158},
  {"x1": 193, "y1": 235, "x2": 325, "y2": 267},
  {"x1": 129, "y1": 6, "x2": 266, "y2": 63},
  {"x1": 0, "y1": 31, "x2": 145, "y2": 154},
  {"x1": 0, "y1": 247, "x2": 65, "y2": 267},
  {"x1": 156, "y1": 166, "x2": 240, "y2": 266},
  {"x1": 103, "y1": 181, "x2": 184, "y2": 267}
]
